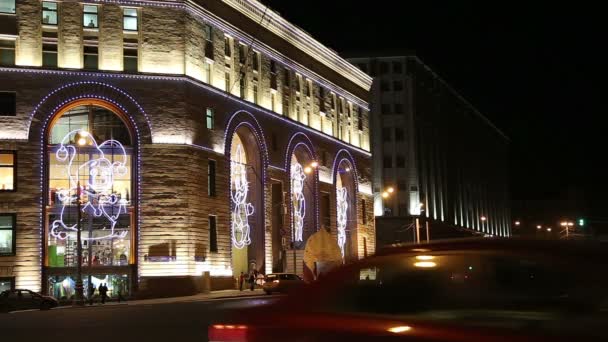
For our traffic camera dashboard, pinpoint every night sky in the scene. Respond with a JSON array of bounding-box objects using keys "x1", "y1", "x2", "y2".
[{"x1": 262, "y1": 0, "x2": 604, "y2": 225}]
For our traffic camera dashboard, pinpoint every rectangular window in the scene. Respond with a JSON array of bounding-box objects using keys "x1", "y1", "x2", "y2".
[
  {"x1": 209, "y1": 215, "x2": 218, "y2": 253},
  {"x1": 252, "y1": 51, "x2": 259, "y2": 71},
  {"x1": 0, "y1": 277, "x2": 14, "y2": 292},
  {"x1": 123, "y1": 8, "x2": 138, "y2": 31},
  {"x1": 361, "y1": 199, "x2": 367, "y2": 224},
  {"x1": 43, "y1": 43, "x2": 58, "y2": 67},
  {"x1": 206, "y1": 107, "x2": 214, "y2": 130},
  {"x1": 123, "y1": 47, "x2": 137, "y2": 72},
  {"x1": 319, "y1": 87, "x2": 326, "y2": 113},
  {"x1": 393, "y1": 61, "x2": 403, "y2": 74},
  {"x1": 83, "y1": 45, "x2": 98, "y2": 70},
  {"x1": 0, "y1": 214, "x2": 15, "y2": 256},
  {"x1": 238, "y1": 43, "x2": 246, "y2": 64},
  {"x1": 395, "y1": 127, "x2": 404, "y2": 141},
  {"x1": 396, "y1": 155, "x2": 405, "y2": 168},
  {"x1": 283, "y1": 69, "x2": 291, "y2": 87},
  {"x1": 306, "y1": 80, "x2": 312, "y2": 98},
  {"x1": 394, "y1": 103, "x2": 404, "y2": 114},
  {"x1": 357, "y1": 107, "x2": 363, "y2": 131},
  {"x1": 0, "y1": 40, "x2": 15, "y2": 66},
  {"x1": 224, "y1": 36, "x2": 231, "y2": 57},
  {"x1": 203, "y1": 62, "x2": 211, "y2": 83},
  {"x1": 207, "y1": 160, "x2": 216, "y2": 197},
  {"x1": 270, "y1": 60, "x2": 277, "y2": 90},
  {"x1": 0, "y1": 93, "x2": 16, "y2": 116},
  {"x1": 204, "y1": 25, "x2": 214, "y2": 60},
  {"x1": 296, "y1": 74, "x2": 302, "y2": 93},
  {"x1": 42, "y1": 2, "x2": 58, "y2": 25},
  {"x1": 393, "y1": 81, "x2": 404, "y2": 91},
  {"x1": 383, "y1": 155, "x2": 392, "y2": 168},
  {"x1": 381, "y1": 104, "x2": 391, "y2": 115},
  {"x1": 0, "y1": 0, "x2": 15, "y2": 14},
  {"x1": 83, "y1": 5, "x2": 99, "y2": 29}
]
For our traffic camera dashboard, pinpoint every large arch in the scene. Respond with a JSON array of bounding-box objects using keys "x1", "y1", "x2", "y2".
[
  {"x1": 284, "y1": 133, "x2": 319, "y2": 250},
  {"x1": 224, "y1": 110, "x2": 268, "y2": 276},
  {"x1": 30, "y1": 83, "x2": 152, "y2": 296},
  {"x1": 332, "y1": 149, "x2": 359, "y2": 261}
]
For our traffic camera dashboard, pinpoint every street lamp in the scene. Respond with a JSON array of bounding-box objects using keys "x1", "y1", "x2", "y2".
[
  {"x1": 546, "y1": 227, "x2": 552, "y2": 232},
  {"x1": 560, "y1": 221, "x2": 574, "y2": 238},
  {"x1": 536, "y1": 225, "x2": 542, "y2": 230},
  {"x1": 514, "y1": 221, "x2": 521, "y2": 226}
]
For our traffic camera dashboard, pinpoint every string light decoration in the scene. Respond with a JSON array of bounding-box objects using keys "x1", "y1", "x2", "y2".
[
  {"x1": 50, "y1": 129, "x2": 129, "y2": 241},
  {"x1": 336, "y1": 187, "x2": 348, "y2": 258},
  {"x1": 291, "y1": 162, "x2": 306, "y2": 242},
  {"x1": 230, "y1": 143, "x2": 254, "y2": 249}
]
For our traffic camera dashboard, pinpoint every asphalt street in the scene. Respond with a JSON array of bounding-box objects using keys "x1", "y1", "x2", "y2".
[{"x1": 0, "y1": 295, "x2": 279, "y2": 342}]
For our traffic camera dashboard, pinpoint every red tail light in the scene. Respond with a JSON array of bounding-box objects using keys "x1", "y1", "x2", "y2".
[{"x1": 208, "y1": 324, "x2": 248, "y2": 341}]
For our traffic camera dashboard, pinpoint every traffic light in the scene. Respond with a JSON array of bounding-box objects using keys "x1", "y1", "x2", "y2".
[{"x1": 578, "y1": 218, "x2": 585, "y2": 226}]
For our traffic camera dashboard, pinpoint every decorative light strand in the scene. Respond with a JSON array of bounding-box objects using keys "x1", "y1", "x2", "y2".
[
  {"x1": 291, "y1": 162, "x2": 306, "y2": 242},
  {"x1": 230, "y1": 143, "x2": 253, "y2": 249},
  {"x1": 50, "y1": 129, "x2": 129, "y2": 241},
  {"x1": 336, "y1": 187, "x2": 348, "y2": 258}
]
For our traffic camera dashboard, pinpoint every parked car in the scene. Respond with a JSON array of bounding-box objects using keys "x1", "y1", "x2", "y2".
[
  {"x1": 210, "y1": 238, "x2": 608, "y2": 341},
  {"x1": 0, "y1": 289, "x2": 59, "y2": 312},
  {"x1": 262, "y1": 273, "x2": 304, "y2": 294}
]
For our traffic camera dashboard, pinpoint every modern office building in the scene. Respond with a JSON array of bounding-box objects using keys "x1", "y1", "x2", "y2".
[
  {"x1": 0, "y1": 0, "x2": 373, "y2": 298},
  {"x1": 349, "y1": 55, "x2": 509, "y2": 246}
]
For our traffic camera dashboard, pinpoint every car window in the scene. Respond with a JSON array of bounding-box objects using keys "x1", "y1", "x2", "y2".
[
  {"x1": 18, "y1": 290, "x2": 33, "y2": 299},
  {"x1": 314, "y1": 252, "x2": 608, "y2": 337},
  {"x1": 265, "y1": 275, "x2": 277, "y2": 281}
]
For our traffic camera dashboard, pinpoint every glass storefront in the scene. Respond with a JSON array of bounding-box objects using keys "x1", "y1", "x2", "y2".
[
  {"x1": 0, "y1": 278, "x2": 13, "y2": 292},
  {"x1": 46, "y1": 104, "x2": 134, "y2": 295},
  {"x1": 48, "y1": 274, "x2": 129, "y2": 300}
]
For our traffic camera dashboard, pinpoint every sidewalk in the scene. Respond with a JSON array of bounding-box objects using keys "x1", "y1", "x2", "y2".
[{"x1": 54, "y1": 288, "x2": 268, "y2": 310}]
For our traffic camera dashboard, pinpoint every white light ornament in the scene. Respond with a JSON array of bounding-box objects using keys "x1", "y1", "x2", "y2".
[
  {"x1": 291, "y1": 162, "x2": 306, "y2": 242},
  {"x1": 336, "y1": 187, "x2": 348, "y2": 258},
  {"x1": 230, "y1": 143, "x2": 254, "y2": 249},
  {"x1": 50, "y1": 129, "x2": 129, "y2": 241}
]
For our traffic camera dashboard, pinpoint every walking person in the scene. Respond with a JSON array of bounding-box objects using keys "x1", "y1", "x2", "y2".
[
  {"x1": 99, "y1": 283, "x2": 108, "y2": 304},
  {"x1": 239, "y1": 272, "x2": 245, "y2": 291},
  {"x1": 88, "y1": 282, "x2": 95, "y2": 306},
  {"x1": 249, "y1": 272, "x2": 255, "y2": 291}
]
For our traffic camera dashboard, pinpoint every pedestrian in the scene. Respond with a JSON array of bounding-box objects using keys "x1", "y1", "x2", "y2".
[
  {"x1": 117, "y1": 289, "x2": 125, "y2": 303},
  {"x1": 249, "y1": 272, "x2": 255, "y2": 291},
  {"x1": 88, "y1": 282, "x2": 95, "y2": 305},
  {"x1": 99, "y1": 283, "x2": 108, "y2": 304},
  {"x1": 239, "y1": 272, "x2": 245, "y2": 291}
]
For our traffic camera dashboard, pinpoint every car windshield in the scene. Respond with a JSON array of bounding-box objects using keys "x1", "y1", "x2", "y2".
[{"x1": 314, "y1": 251, "x2": 608, "y2": 338}]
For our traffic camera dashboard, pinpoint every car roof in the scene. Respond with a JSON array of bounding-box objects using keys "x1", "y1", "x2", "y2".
[{"x1": 375, "y1": 237, "x2": 608, "y2": 258}]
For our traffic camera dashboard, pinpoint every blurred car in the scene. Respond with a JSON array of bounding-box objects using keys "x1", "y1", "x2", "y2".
[
  {"x1": 209, "y1": 238, "x2": 608, "y2": 341},
  {"x1": 0, "y1": 289, "x2": 59, "y2": 312},
  {"x1": 262, "y1": 273, "x2": 304, "y2": 294}
]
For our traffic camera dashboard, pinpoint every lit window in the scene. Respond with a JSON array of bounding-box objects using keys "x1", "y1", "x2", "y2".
[
  {"x1": 224, "y1": 36, "x2": 231, "y2": 57},
  {"x1": 0, "y1": 151, "x2": 15, "y2": 191},
  {"x1": 42, "y1": 2, "x2": 58, "y2": 25},
  {"x1": 123, "y1": 8, "x2": 138, "y2": 31},
  {"x1": 204, "y1": 25, "x2": 214, "y2": 60},
  {"x1": 83, "y1": 5, "x2": 99, "y2": 29},
  {"x1": 206, "y1": 108, "x2": 214, "y2": 130},
  {"x1": 0, "y1": 0, "x2": 15, "y2": 14},
  {"x1": 0, "y1": 214, "x2": 15, "y2": 256}
]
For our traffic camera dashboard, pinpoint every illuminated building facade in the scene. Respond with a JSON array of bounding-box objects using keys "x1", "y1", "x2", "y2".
[
  {"x1": 349, "y1": 55, "x2": 510, "y2": 245},
  {"x1": 0, "y1": 0, "x2": 373, "y2": 297}
]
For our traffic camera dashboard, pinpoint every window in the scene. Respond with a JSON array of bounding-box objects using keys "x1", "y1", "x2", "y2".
[
  {"x1": 362, "y1": 199, "x2": 367, "y2": 224},
  {"x1": 319, "y1": 87, "x2": 326, "y2": 112},
  {"x1": 224, "y1": 36, "x2": 232, "y2": 57},
  {"x1": 392, "y1": 61, "x2": 403, "y2": 74},
  {"x1": 209, "y1": 216, "x2": 218, "y2": 253},
  {"x1": 380, "y1": 81, "x2": 390, "y2": 91},
  {"x1": 252, "y1": 51, "x2": 259, "y2": 71},
  {"x1": 395, "y1": 127, "x2": 404, "y2": 141},
  {"x1": 238, "y1": 43, "x2": 246, "y2": 64},
  {"x1": 357, "y1": 107, "x2": 363, "y2": 131},
  {"x1": 123, "y1": 8, "x2": 138, "y2": 31},
  {"x1": 83, "y1": 45, "x2": 98, "y2": 70},
  {"x1": 0, "y1": 93, "x2": 16, "y2": 116},
  {"x1": 393, "y1": 81, "x2": 403, "y2": 91},
  {"x1": 394, "y1": 103, "x2": 404, "y2": 114},
  {"x1": 0, "y1": 0, "x2": 15, "y2": 14},
  {"x1": 396, "y1": 155, "x2": 405, "y2": 168},
  {"x1": 381, "y1": 104, "x2": 391, "y2": 115},
  {"x1": 0, "y1": 40, "x2": 15, "y2": 66},
  {"x1": 270, "y1": 60, "x2": 277, "y2": 90},
  {"x1": 43, "y1": 43, "x2": 58, "y2": 67},
  {"x1": 206, "y1": 108, "x2": 214, "y2": 130},
  {"x1": 383, "y1": 156, "x2": 392, "y2": 168},
  {"x1": 204, "y1": 25, "x2": 214, "y2": 60},
  {"x1": 284, "y1": 69, "x2": 291, "y2": 87},
  {"x1": 0, "y1": 214, "x2": 15, "y2": 255},
  {"x1": 379, "y1": 61, "x2": 389, "y2": 74},
  {"x1": 42, "y1": 2, "x2": 58, "y2": 25},
  {"x1": 0, "y1": 277, "x2": 14, "y2": 292},
  {"x1": 307, "y1": 80, "x2": 313, "y2": 98},
  {"x1": 203, "y1": 62, "x2": 211, "y2": 83},
  {"x1": 123, "y1": 47, "x2": 137, "y2": 72},
  {"x1": 208, "y1": 160, "x2": 216, "y2": 197},
  {"x1": 83, "y1": 5, "x2": 99, "y2": 28},
  {"x1": 382, "y1": 127, "x2": 391, "y2": 142}
]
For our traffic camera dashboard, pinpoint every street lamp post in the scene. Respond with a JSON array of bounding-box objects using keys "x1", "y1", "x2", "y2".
[{"x1": 560, "y1": 221, "x2": 574, "y2": 239}]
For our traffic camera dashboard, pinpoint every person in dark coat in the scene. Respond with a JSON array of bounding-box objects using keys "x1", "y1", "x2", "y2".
[
  {"x1": 99, "y1": 283, "x2": 108, "y2": 304},
  {"x1": 88, "y1": 282, "x2": 95, "y2": 305},
  {"x1": 249, "y1": 272, "x2": 255, "y2": 291},
  {"x1": 239, "y1": 272, "x2": 245, "y2": 291}
]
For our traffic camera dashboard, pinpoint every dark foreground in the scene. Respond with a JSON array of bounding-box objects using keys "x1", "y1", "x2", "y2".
[{"x1": 0, "y1": 295, "x2": 278, "y2": 342}]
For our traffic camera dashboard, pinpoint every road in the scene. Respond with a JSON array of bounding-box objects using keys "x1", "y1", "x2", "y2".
[{"x1": 0, "y1": 295, "x2": 279, "y2": 342}]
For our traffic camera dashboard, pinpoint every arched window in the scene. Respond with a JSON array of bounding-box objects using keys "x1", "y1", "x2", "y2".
[{"x1": 46, "y1": 104, "x2": 133, "y2": 298}]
